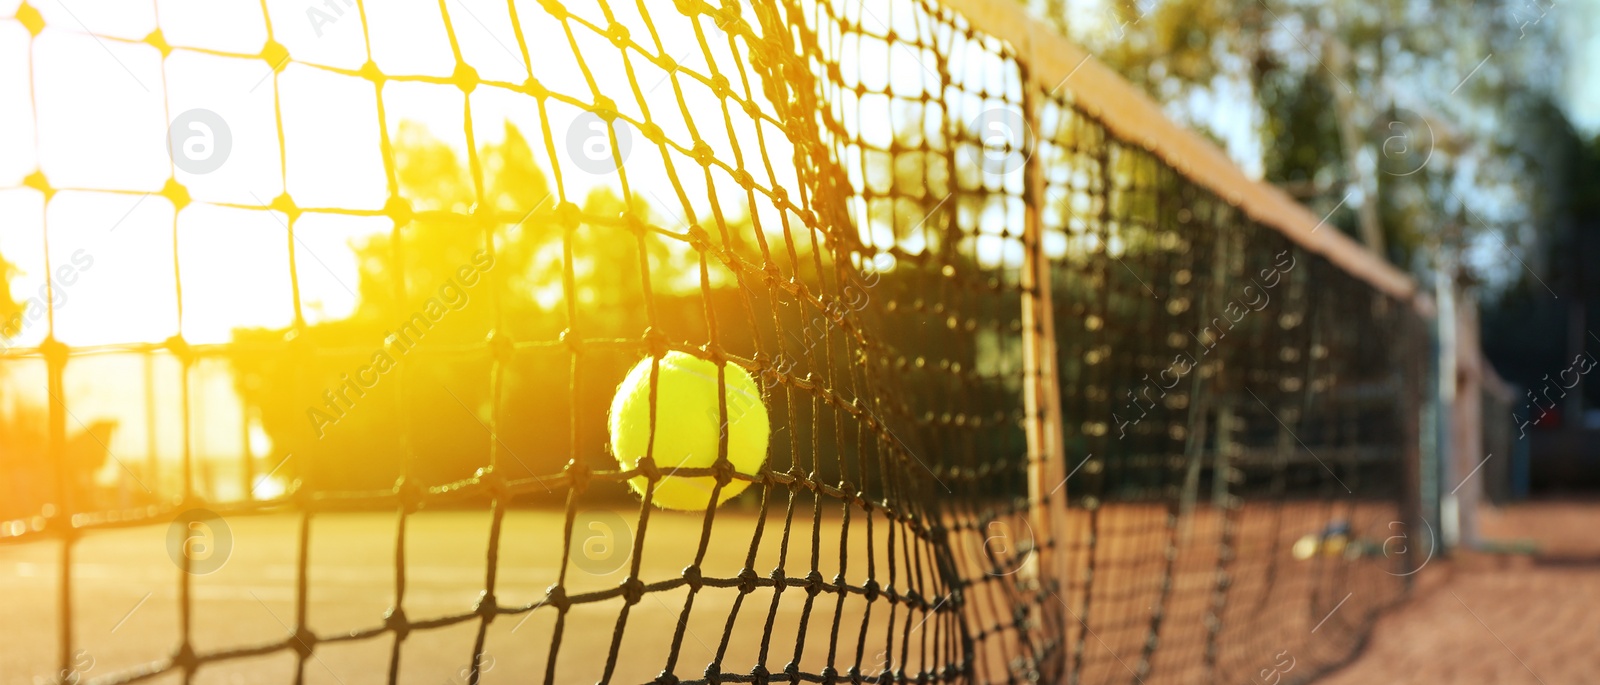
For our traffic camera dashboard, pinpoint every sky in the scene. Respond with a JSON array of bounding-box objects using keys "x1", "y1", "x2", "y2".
[{"x1": 1560, "y1": 0, "x2": 1600, "y2": 135}]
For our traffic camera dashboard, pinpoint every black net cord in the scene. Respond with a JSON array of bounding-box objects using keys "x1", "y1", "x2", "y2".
[{"x1": 0, "y1": 0, "x2": 1428, "y2": 683}]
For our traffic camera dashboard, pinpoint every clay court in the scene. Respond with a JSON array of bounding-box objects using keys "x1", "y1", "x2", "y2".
[
  {"x1": 2, "y1": 500, "x2": 1412, "y2": 685},
  {"x1": 1322, "y1": 500, "x2": 1600, "y2": 685}
]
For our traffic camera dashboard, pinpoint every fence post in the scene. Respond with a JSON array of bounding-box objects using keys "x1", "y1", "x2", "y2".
[
  {"x1": 1404, "y1": 294, "x2": 1439, "y2": 579},
  {"x1": 1435, "y1": 271, "x2": 1459, "y2": 551}
]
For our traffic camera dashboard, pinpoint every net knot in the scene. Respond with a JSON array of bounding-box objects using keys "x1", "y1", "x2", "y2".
[
  {"x1": 591, "y1": 95, "x2": 618, "y2": 121},
  {"x1": 787, "y1": 465, "x2": 811, "y2": 492},
  {"x1": 537, "y1": 0, "x2": 565, "y2": 19},
  {"x1": 714, "y1": 0, "x2": 740, "y2": 28},
  {"x1": 38, "y1": 336, "x2": 69, "y2": 368},
  {"x1": 861, "y1": 579, "x2": 880, "y2": 602},
  {"x1": 748, "y1": 664, "x2": 770, "y2": 685},
  {"x1": 635, "y1": 455, "x2": 661, "y2": 483},
  {"x1": 523, "y1": 76, "x2": 546, "y2": 98},
  {"x1": 606, "y1": 22, "x2": 630, "y2": 48},
  {"x1": 14, "y1": 2, "x2": 42, "y2": 36},
  {"x1": 359, "y1": 60, "x2": 383, "y2": 85},
  {"x1": 559, "y1": 328, "x2": 582, "y2": 354},
  {"x1": 172, "y1": 642, "x2": 199, "y2": 675},
  {"x1": 555, "y1": 201, "x2": 582, "y2": 229},
  {"x1": 22, "y1": 169, "x2": 51, "y2": 199},
  {"x1": 837, "y1": 480, "x2": 858, "y2": 503},
  {"x1": 543, "y1": 584, "x2": 570, "y2": 612},
  {"x1": 684, "y1": 224, "x2": 710, "y2": 253},
  {"x1": 692, "y1": 141, "x2": 715, "y2": 167},
  {"x1": 161, "y1": 335, "x2": 190, "y2": 362},
  {"x1": 268, "y1": 192, "x2": 297, "y2": 219},
  {"x1": 818, "y1": 666, "x2": 838, "y2": 684},
  {"x1": 641, "y1": 327, "x2": 669, "y2": 358},
  {"x1": 736, "y1": 567, "x2": 760, "y2": 594},
  {"x1": 756, "y1": 352, "x2": 783, "y2": 386},
  {"x1": 652, "y1": 673, "x2": 680, "y2": 685},
  {"x1": 474, "y1": 467, "x2": 510, "y2": 501},
  {"x1": 161, "y1": 177, "x2": 190, "y2": 210},
  {"x1": 681, "y1": 564, "x2": 703, "y2": 591},
  {"x1": 383, "y1": 195, "x2": 412, "y2": 226},
  {"x1": 1011, "y1": 604, "x2": 1031, "y2": 630},
  {"x1": 802, "y1": 570, "x2": 824, "y2": 597},
  {"x1": 623, "y1": 210, "x2": 648, "y2": 237},
  {"x1": 487, "y1": 329, "x2": 513, "y2": 363},
  {"x1": 904, "y1": 587, "x2": 924, "y2": 609},
  {"x1": 711, "y1": 456, "x2": 736, "y2": 488},
  {"x1": 620, "y1": 577, "x2": 646, "y2": 606},
  {"x1": 260, "y1": 40, "x2": 289, "y2": 74},
  {"x1": 383, "y1": 606, "x2": 409, "y2": 639},
  {"x1": 822, "y1": 295, "x2": 844, "y2": 321},
  {"x1": 394, "y1": 477, "x2": 424, "y2": 514},
  {"x1": 288, "y1": 628, "x2": 318, "y2": 659},
  {"x1": 451, "y1": 62, "x2": 478, "y2": 93},
  {"x1": 563, "y1": 458, "x2": 591, "y2": 495}
]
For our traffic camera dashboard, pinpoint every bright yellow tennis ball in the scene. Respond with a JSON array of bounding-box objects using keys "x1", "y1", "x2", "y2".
[
  {"x1": 607, "y1": 351, "x2": 770, "y2": 510},
  {"x1": 1322, "y1": 534, "x2": 1348, "y2": 558},
  {"x1": 1291, "y1": 534, "x2": 1319, "y2": 561}
]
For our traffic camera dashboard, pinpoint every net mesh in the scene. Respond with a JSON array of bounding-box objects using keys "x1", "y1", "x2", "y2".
[
  {"x1": 0, "y1": 0, "x2": 1423, "y2": 683},
  {"x1": 1034, "y1": 104, "x2": 1425, "y2": 682}
]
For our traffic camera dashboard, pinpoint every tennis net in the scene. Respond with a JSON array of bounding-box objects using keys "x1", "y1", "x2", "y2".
[{"x1": 0, "y1": 0, "x2": 1426, "y2": 683}]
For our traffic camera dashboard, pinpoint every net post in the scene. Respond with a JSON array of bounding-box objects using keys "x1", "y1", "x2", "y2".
[
  {"x1": 1019, "y1": 61, "x2": 1067, "y2": 613},
  {"x1": 47, "y1": 343, "x2": 72, "y2": 680}
]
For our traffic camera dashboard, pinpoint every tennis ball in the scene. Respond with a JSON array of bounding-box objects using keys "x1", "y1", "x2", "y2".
[
  {"x1": 1322, "y1": 534, "x2": 1348, "y2": 558},
  {"x1": 607, "y1": 351, "x2": 769, "y2": 511},
  {"x1": 1291, "y1": 534, "x2": 1319, "y2": 561}
]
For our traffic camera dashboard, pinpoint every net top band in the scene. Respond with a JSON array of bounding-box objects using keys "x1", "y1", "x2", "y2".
[{"x1": 945, "y1": 0, "x2": 1423, "y2": 307}]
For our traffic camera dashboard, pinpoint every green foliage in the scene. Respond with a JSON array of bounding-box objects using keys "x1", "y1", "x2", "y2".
[{"x1": 1041, "y1": 0, "x2": 1572, "y2": 288}]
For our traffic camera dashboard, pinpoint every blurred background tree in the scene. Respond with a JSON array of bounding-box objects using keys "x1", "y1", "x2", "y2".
[
  {"x1": 228, "y1": 123, "x2": 731, "y2": 495},
  {"x1": 222, "y1": 109, "x2": 1025, "y2": 499},
  {"x1": 1029, "y1": 0, "x2": 1600, "y2": 425}
]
